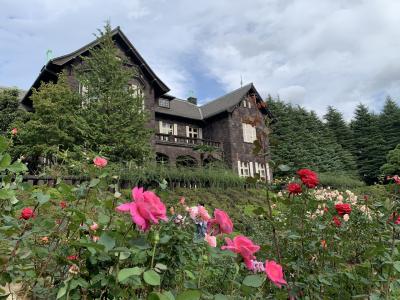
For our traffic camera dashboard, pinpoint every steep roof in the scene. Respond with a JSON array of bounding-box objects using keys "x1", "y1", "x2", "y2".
[
  {"x1": 155, "y1": 83, "x2": 268, "y2": 121},
  {"x1": 21, "y1": 27, "x2": 169, "y2": 107}
]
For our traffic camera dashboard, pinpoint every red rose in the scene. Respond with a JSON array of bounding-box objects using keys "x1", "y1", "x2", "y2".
[
  {"x1": 297, "y1": 169, "x2": 319, "y2": 188},
  {"x1": 67, "y1": 255, "x2": 78, "y2": 261},
  {"x1": 20, "y1": 208, "x2": 35, "y2": 220},
  {"x1": 287, "y1": 182, "x2": 302, "y2": 195},
  {"x1": 335, "y1": 203, "x2": 352, "y2": 216},
  {"x1": 332, "y1": 216, "x2": 341, "y2": 227},
  {"x1": 60, "y1": 201, "x2": 67, "y2": 209}
]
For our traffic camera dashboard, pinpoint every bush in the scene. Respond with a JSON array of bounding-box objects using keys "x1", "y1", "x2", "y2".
[
  {"x1": 318, "y1": 172, "x2": 365, "y2": 189},
  {"x1": 2, "y1": 135, "x2": 400, "y2": 299}
]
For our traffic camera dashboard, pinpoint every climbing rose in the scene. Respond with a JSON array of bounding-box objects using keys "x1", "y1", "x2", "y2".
[
  {"x1": 287, "y1": 182, "x2": 302, "y2": 195},
  {"x1": 208, "y1": 209, "x2": 233, "y2": 235},
  {"x1": 93, "y1": 156, "x2": 108, "y2": 168},
  {"x1": 116, "y1": 187, "x2": 167, "y2": 231},
  {"x1": 265, "y1": 260, "x2": 287, "y2": 288},
  {"x1": 204, "y1": 234, "x2": 217, "y2": 247},
  {"x1": 333, "y1": 216, "x2": 341, "y2": 227},
  {"x1": 221, "y1": 235, "x2": 260, "y2": 269},
  {"x1": 20, "y1": 208, "x2": 34, "y2": 220},
  {"x1": 335, "y1": 203, "x2": 352, "y2": 216},
  {"x1": 297, "y1": 169, "x2": 319, "y2": 188},
  {"x1": 11, "y1": 128, "x2": 18, "y2": 135}
]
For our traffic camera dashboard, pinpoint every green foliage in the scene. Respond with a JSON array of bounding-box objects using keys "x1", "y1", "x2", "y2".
[
  {"x1": 12, "y1": 75, "x2": 86, "y2": 170},
  {"x1": 350, "y1": 104, "x2": 386, "y2": 183},
  {"x1": 268, "y1": 100, "x2": 357, "y2": 174},
  {"x1": 381, "y1": 144, "x2": 400, "y2": 175},
  {"x1": 2, "y1": 136, "x2": 400, "y2": 298},
  {"x1": 318, "y1": 172, "x2": 365, "y2": 189},
  {"x1": 76, "y1": 23, "x2": 152, "y2": 163},
  {"x1": 0, "y1": 88, "x2": 29, "y2": 134}
]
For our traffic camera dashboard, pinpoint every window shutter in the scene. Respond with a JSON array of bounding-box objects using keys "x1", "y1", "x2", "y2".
[
  {"x1": 198, "y1": 128, "x2": 203, "y2": 139},
  {"x1": 255, "y1": 162, "x2": 259, "y2": 175},
  {"x1": 242, "y1": 123, "x2": 247, "y2": 142},
  {"x1": 252, "y1": 127, "x2": 257, "y2": 142},
  {"x1": 266, "y1": 163, "x2": 271, "y2": 182},
  {"x1": 237, "y1": 161, "x2": 241, "y2": 176},
  {"x1": 186, "y1": 126, "x2": 189, "y2": 137},
  {"x1": 158, "y1": 121, "x2": 163, "y2": 133},
  {"x1": 173, "y1": 124, "x2": 178, "y2": 135},
  {"x1": 249, "y1": 162, "x2": 254, "y2": 177}
]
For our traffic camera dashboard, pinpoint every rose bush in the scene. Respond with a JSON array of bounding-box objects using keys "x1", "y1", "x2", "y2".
[{"x1": 1, "y1": 135, "x2": 400, "y2": 299}]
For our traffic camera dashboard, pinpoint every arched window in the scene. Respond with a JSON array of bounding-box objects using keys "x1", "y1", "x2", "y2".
[
  {"x1": 176, "y1": 155, "x2": 197, "y2": 168},
  {"x1": 156, "y1": 153, "x2": 169, "y2": 165}
]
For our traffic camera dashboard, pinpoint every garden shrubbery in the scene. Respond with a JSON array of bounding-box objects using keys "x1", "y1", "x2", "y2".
[{"x1": 2, "y1": 135, "x2": 400, "y2": 299}]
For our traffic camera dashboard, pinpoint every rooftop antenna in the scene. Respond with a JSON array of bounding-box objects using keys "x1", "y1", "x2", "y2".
[
  {"x1": 46, "y1": 49, "x2": 53, "y2": 63},
  {"x1": 240, "y1": 75, "x2": 243, "y2": 87}
]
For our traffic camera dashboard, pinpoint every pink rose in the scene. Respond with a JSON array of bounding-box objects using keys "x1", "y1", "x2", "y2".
[
  {"x1": 221, "y1": 235, "x2": 260, "y2": 269},
  {"x1": 188, "y1": 206, "x2": 199, "y2": 220},
  {"x1": 93, "y1": 156, "x2": 108, "y2": 168},
  {"x1": 265, "y1": 260, "x2": 287, "y2": 288},
  {"x1": 116, "y1": 187, "x2": 168, "y2": 231},
  {"x1": 198, "y1": 205, "x2": 211, "y2": 221},
  {"x1": 208, "y1": 209, "x2": 233, "y2": 235},
  {"x1": 90, "y1": 222, "x2": 99, "y2": 231},
  {"x1": 11, "y1": 128, "x2": 18, "y2": 135},
  {"x1": 204, "y1": 234, "x2": 217, "y2": 247},
  {"x1": 20, "y1": 208, "x2": 35, "y2": 220}
]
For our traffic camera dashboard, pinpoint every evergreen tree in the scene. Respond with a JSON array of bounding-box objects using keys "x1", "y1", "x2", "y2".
[
  {"x1": 77, "y1": 23, "x2": 152, "y2": 163},
  {"x1": 13, "y1": 75, "x2": 86, "y2": 169},
  {"x1": 0, "y1": 88, "x2": 29, "y2": 134},
  {"x1": 323, "y1": 106, "x2": 354, "y2": 152},
  {"x1": 350, "y1": 104, "x2": 385, "y2": 183},
  {"x1": 379, "y1": 96, "x2": 400, "y2": 153},
  {"x1": 381, "y1": 144, "x2": 400, "y2": 175}
]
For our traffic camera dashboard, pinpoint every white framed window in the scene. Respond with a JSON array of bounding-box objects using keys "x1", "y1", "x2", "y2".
[
  {"x1": 158, "y1": 98, "x2": 170, "y2": 108},
  {"x1": 255, "y1": 162, "x2": 266, "y2": 179},
  {"x1": 242, "y1": 100, "x2": 252, "y2": 108},
  {"x1": 185, "y1": 126, "x2": 202, "y2": 144},
  {"x1": 242, "y1": 123, "x2": 257, "y2": 143},
  {"x1": 129, "y1": 83, "x2": 145, "y2": 111},
  {"x1": 237, "y1": 161, "x2": 251, "y2": 177},
  {"x1": 78, "y1": 82, "x2": 90, "y2": 108},
  {"x1": 159, "y1": 121, "x2": 177, "y2": 141}
]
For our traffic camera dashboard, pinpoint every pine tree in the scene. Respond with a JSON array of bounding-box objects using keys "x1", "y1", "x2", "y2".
[
  {"x1": 350, "y1": 104, "x2": 385, "y2": 183},
  {"x1": 323, "y1": 106, "x2": 354, "y2": 152},
  {"x1": 76, "y1": 23, "x2": 152, "y2": 163},
  {"x1": 379, "y1": 96, "x2": 400, "y2": 153}
]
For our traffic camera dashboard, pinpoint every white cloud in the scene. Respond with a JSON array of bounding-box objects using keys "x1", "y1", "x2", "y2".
[{"x1": 1, "y1": 0, "x2": 400, "y2": 119}]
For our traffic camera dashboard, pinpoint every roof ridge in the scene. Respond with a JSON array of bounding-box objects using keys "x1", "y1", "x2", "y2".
[{"x1": 200, "y1": 82, "x2": 253, "y2": 108}]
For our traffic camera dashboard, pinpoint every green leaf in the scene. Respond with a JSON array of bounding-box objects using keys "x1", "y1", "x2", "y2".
[
  {"x1": 117, "y1": 267, "x2": 144, "y2": 282},
  {"x1": 0, "y1": 154, "x2": 11, "y2": 168},
  {"x1": 393, "y1": 261, "x2": 400, "y2": 272},
  {"x1": 176, "y1": 290, "x2": 201, "y2": 300},
  {"x1": 0, "y1": 136, "x2": 7, "y2": 153},
  {"x1": 277, "y1": 164, "x2": 290, "y2": 172},
  {"x1": 155, "y1": 263, "x2": 168, "y2": 271},
  {"x1": 147, "y1": 292, "x2": 172, "y2": 300},
  {"x1": 242, "y1": 274, "x2": 265, "y2": 288},
  {"x1": 0, "y1": 189, "x2": 14, "y2": 200},
  {"x1": 56, "y1": 286, "x2": 67, "y2": 299},
  {"x1": 143, "y1": 270, "x2": 161, "y2": 286},
  {"x1": 98, "y1": 233, "x2": 115, "y2": 252},
  {"x1": 7, "y1": 162, "x2": 27, "y2": 173},
  {"x1": 214, "y1": 294, "x2": 229, "y2": 300},
  {"x1": 89, "y1": 178, "x2": 100, "y2": 188},
  {"x1": 33, "y1": 191, "x2": 50, "y2": 205}
]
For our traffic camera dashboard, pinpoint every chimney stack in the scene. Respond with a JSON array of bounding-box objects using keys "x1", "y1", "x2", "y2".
[{"x1": 187, "y1": 96, "x2": 197, "y2": 105}]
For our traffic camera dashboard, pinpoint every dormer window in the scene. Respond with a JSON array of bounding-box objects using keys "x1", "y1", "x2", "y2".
[
  {"x1": 242, "y1": 99, "x2": 251, "y2": 108},
  {"x1": 158, "y1": 98, "x2": 170, "y2": 108}
]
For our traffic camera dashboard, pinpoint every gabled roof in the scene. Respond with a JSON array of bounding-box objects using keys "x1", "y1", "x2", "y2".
[
  {"x1": 21, "y1": 27, "x2": 169, "y2": 107},
  {"x1": 155, "y1": 83, "x2": 269, "y2": 121},
  {"x1": 200, "y1": 83, "x2": 260, "y2": 119}
]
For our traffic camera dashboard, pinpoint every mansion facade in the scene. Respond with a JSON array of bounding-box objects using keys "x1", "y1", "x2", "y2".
[{"x1": 21, "y1": 27, "x2": 275, "y2": 180}]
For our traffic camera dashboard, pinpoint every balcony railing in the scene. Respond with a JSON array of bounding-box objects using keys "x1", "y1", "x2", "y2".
[{"x1": 155, "y1": 133, "x2": 222, "y2": 149}]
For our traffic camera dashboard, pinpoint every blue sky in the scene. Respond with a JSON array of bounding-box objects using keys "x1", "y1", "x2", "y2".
[{"x1": 1, "y1": 0, "x2": 400, "y2": 119}]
